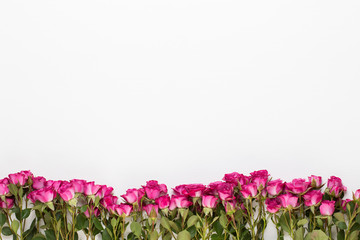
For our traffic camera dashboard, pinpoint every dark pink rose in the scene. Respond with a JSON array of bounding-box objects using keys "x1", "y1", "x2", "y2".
[
  {"x1": 224, "y1": 200, "x2": 237, "y2": 214},
  {"x1": 308, "y1": 175, "x2": 322, "y2": 188},
  {"x1": 101, "y1": 195, "x2": 118, "y2": 209},
  {"x1": 169, "y1": 195, "x2": 192, "y2": 210},
  {"x1": 303, "y1": 190, "x2": 323, "y2": 207},
  {"x1": 203, "y1": 181, "x2": 223, "y2": 195},
  {"x1": 70, "y1": 179, "x2": 87, "y2": 193},
  {"x1": 155, "y1": 195, "x2": 170, "y2": 209},
  {"x1": 45, "y1": 180, "x2": 64, "y2": 191},
  {"x1": 278, "y1": 193, "x2": 298, "y2": 209},
  {"x1": 84, "y1": 182, "x2": 101, "y2": 196},
  {"x1": 327, "y1": 176, "x2": 347, "y2": 197},
  {"x1": 143, "y1": 180, "x2": 167, "y2": 200},
  {"x1": 217, "y1": 183, "x2": 234, "y2": 201},
  {"x1": 0, "y1": 178, "x2": 9, "y2": 185},
  {"x1": 28, "y1": 187, "x2": 57, "y2": 203},
  {"x1": 32, "y1": 176, "x2": 46, "y2": 190},
  {"x1": 266, "y1": 179, "x2": 284, "y2": 196},
  {"x1": 285, "y1": 178, "x2": 310, "y2": 195},
  {"x1": 115, "y1": 204, "x2": 132, "y2": 216},
  {"x1": 202, "y1": 195, "x2": 218, "y2": 208},
  {"x1": 0, "y1": 183, "x2": 9, "y2": 196},
  {"x1": 240, "y1": 183, "x2": 258, "y2": 199},
  {"x1": 121, "y1": 188, "x2": 145, "y2": 204},
  {"x1": 58, "y1": 184, "x2": 76, "y2": 202},
  {"x1": 320, "y1": 200, "x2": 335, "y2": 216},
  {"x1": 223, "y1": 172, "x2": 249, "y2": 186},
  {"x1": 0, "y1": 198, "x2": 14, "y2": 209},
  {"x1": 173, "y1": 185, "x2": 188, "y2": 196},
  {"x1": 84, "y1": 208, "x2": 100, "y2": 218},
  {"x1": 250, "y1": 170, "x2": 269, "y2": 189},
  {"x1": 354, "y1": 189, "x2": 360, "y2": 200},
  {"x1": 20, "y1": 170, "x2": 33, "y2": 178},
  {"x1": 265, "y1": 198, "x2": 282, "y2": 213},
  {"x1": 341, "y1": 199, "x2": 351, "y2": 211},
  {"x1": 184, "y1": 184, "x2": 206, "y2": 198},
  {"x1": 96, "y1": 185, "x2": 114, "y2": 198},
  {"x1": 8, "y1": 172, "x2": 28, "y2": 186},
  {"x1": 143, "y1": 204, "x2": 159, "y2": 218}
]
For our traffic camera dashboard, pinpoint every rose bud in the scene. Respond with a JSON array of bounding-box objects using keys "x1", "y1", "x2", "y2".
[
  {"x1": 143, "y1": 204, "x2": 159, "y2": 220},
  {"x1": 240, "y1": 183, "x2": 258, "y2": 199},
  {"x1": 58, "y1": 184, "x2": 76, "y2": 202},
  {"x1": 327, "y1": 176, "x2": 347, "y2": 197},
  {"x1": 217, "y1": 183, "x2": 234, "y2": 201},
  {"x1": 155, "y1": 195, "x2": 170, "y2": 209},
  {"x1": 8, "y1": 172, "x2": 28, "y2": 186},
  {"x1": 266, "y1": 179, "x2": 284, "y2": 196},
  {"x1": 341, "y1": 199, "x2": 351, "y2": 211},
  {"x1": 308, "y1": 175, "x2": 322, "y2": 188},
  {"x1": 0, "y1": 198, "x2": 14, "y2": 209},
  {"x1": 115, "y1": 204, "x2": 132, "y2": 217},
  {"x1": 285, "y1": 178, "x2": 310, "y2": 195},
  {"x1": 320, "y1": 200, "x2": 335, "y2": 216},
  {"x1": 278, "y1": 193, "x2": 298, "y2": 209},
  {"x1": 84, "y1": 208, "x2": 100, "y2": 218},
  {"x1": 169, "y1": 195, "x2": 192, "y2": 210},
  {"x1": 32, "y1": 176, "x2": 47, "y2": 190},
  {"x1": 121, "y1": 188, "x2": 145, "y2": 204},
  {"x1": 302, "y1": 190, "x2": 323, "y2": 207},
  {"x1": 265, "y1": 198, "x2": 282, "y2": 213},
  {"x1": 185, "y1": 184, "x2": 206, "y2": 198},
  {"x1": 84, "y1": 181, "x2": 101, "y2": 196},
  {"x1": 223, "y1": 172, "x2": 249, "y2": 186},
  {"x1": 0, "y1": 184, "x2": 10, "y2": 196},
  {"x1": 354, "y1": 189, "x2": 360, "y2": 200},
  {"x1": 224, "y1": 200, "x2": 237, "y2": 215},
  {"x1": 70, "y1": 179, "x2": 87, "y2": 193},
  {"x1": 202, "y1": 195, "x2": 218, "y2": 209}
]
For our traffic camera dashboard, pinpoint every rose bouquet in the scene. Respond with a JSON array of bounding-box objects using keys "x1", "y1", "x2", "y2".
[{"x1": 0, "y1": 170, "x2": 359, "y2": 240}]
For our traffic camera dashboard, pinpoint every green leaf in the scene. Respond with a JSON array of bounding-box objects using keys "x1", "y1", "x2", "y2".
[
  {"x1": 150, "y1": 230, "x2": 159, "y2": 240},
  {"x1": 46, "y1": 202, "x2": 55, "y2": 211},
  {"x1": 2, "y1": 226, "x2": 12, "y2": 236},
  {"x1": 337, "y1": 230, "x2": 345, "y2": 240},
  {"x1": 294, "y1": 227, "x2": 304, "y2": 240},
  {"x1": 160, "y1": 217, "x2": 172, "y2": 232},
  {"x1": 334, "y1": 212, "x2": 345, "y2": 222},
  {"x1": 213, "y1": 220, "x2": 223, "y2": 235},
  {"x1": 0, "y1": 212, "x2": 6, "y2": 226},
  {"x1": 32, "y1": 233, "x2": 46, "y2": 240},
  {"x1": 187, "y1": 215, "x2": 199, "y2": 228},
  {"x1": 111, "y1": 217, "x2": 117, "y2": 228},
  {"x1": 102, "y1": 228, "x2": 112, "y2": 240},
  {"x1": 11, "y1": 220, "x2": 19, "y2": 233},
  {"x1": 130, "y1": 221, "x2": 141, "y2": 237},
  {"x1": 45, "y1": 229, "x2": 56, "y2": 240},
  {"x1": 75, "y1": 213, "x2": 87, "y2": 230},
  {"x1": 297, "y1": 219, "x2": 308, "y2": 227},
  {"x1": 169, "y1": 220, "x2": 180, "y2": 233},
  {"x1": 8, "y1": 184, "x2": 18, "y2": 196},
  {"x1": 304, "y1": 230, "x2": 329, "y2": 240},
  {"x1": 337, "y1": 221, "x2": 347, "y2": 230},
  {"x1": 92, "y1": 217, "x2": 103, "y2": 231},
  {"x1": 80, "y1": 205, "x2": 88, "y2": 213},
  {"x1": 177, "y1": 230, "x2": 191, "y2": 240},
  {"x1": 279, "y1": 213, "x2": 291, "y2": 234},
  {"x1": 219, "y1": 214, "x2": 228, "y2": 228},
  {"x1": 21, "y1": 208, "x2": 31, "y2": 220},
  {"x1": 349, "y1": 230, "x2": 359, "y2": 240}
]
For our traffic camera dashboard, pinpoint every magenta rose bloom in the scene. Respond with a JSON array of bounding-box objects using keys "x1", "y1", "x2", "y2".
[
  {"x1": 143, "y1": 180, "x2": 167, "y2": 200},
  {"x1": 8, "y1": 172, "x2": 28, "y2": 186},
  {"x1": 308, "y1": 175, "x2": 322, "y2": 188},
  {"x1": 32, "y1": 176, "x2": 46, "y2": 190},
  {"x1": 70, "y1": 179, "x2": 87, "y2": 193},
  {"x1": 28, "y1": 187, "x2": 57, "y2": 203},
  {"x1": 0, "y1": 198, "x2": 14, "y2": 209},
  {"x1": 45, "y1": 180, "x2": 64, "y2": 192},
  {"x1": 0, "y1": 183, "x2": 10, "y2": 196},
  {"x1": 223, "y1": 172, "x2": 249, "y2": 186},
  {"x1": 101, "y1": 195, "x2": 118, "y2": 209},
  {"x1": 95, "y1": 185, "x2": 114, "y2": 198},
  {"x1": 320, "y1": 200, "x2": 335, "y2": 216},
  {"x1": 203, "y1": 181, "x2": 223, "y2": 195},
  {"x1": 58, "y1": 184, "x2": 76, "y2": 202},
  {"x1": 354, "y1": 189, "x2": 360, "y2": 200},
  {"x1": 115, "y1": 204, "x2": 132, "y2": 216},
  {"x1": 143, "y1": 204, "x2": 159, "y2": 218},
  {"x1": 265, "y1": 198, "x2": 282, "y2": 213},
  {"x1": 217, "y1": 183, "x2": 234, "y2": 201},
  {"x1": 224, "y1": 200, "x2": 237, "y2": 214},
  {"x1": 84, "y1": 208, "x2": 100, "y2": 218},
  {"x1": 278, "y1": 193, "x2": 298, "y2": 209},
  {"x1": 285, "y1": 178, "x2": 310, "y2": 195},
  {"x1": 155, "y1": 195, "x2": 170, "y2": 209},
  {"x1": 327, "y1": 176, "x2": 347, "y2": 197},
  {"x1": 184, "y1": 184, "x2": 206, "y2": 198},
  {"x1": 202, "y1": 195, "x2": 218, "y2": 208},
  {"x1": 341, "y1": 199, "x2": 351, "y2": 211},
  {"x1": 250, "y1": 170, "x2": 269, "y2": 189},
  {"x1": 266, "y1": 179, "x2": 284, "y2": 196},
  {"x1": 303, "y1": 190, "x2": 323, "y2": 207},
  {"x1": 84, "y1": 181, "x2": 101, "y2": 196},
  {"x1": 240, "y1": 183, "x2": 258, "y2": 199},
  {"x1": 121, "y1": 188, "x2": 145, "y2": 204},
  {"x1": 169, "y1": 195, "x2": 192, "y2": 210}
]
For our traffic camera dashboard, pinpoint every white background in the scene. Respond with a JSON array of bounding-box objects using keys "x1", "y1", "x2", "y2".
[{"x1": 1, "y1": 1, "x2": 360, "y2": 199}]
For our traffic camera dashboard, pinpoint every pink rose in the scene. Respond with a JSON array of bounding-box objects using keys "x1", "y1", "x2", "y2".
[
  {"x1": 250, "y1": 170, "x2": 269, "y2": 189},
  {"x1": 143, "y1": 180, "x2": 167, "y2": 200},
  {"x1": 217, "y1": 183, "x2": 234, "y2": 201},
  {"x1": 341, "y1": 199, "x2": 351, "y2": 211},
  {"x1": 202, "y1": 195, "x2": 218, "y2": 208},
  {"x1": 173, "y1": 185, "x2": 188, "y2": 195},
  {"x1": 8, "y1": 172, "x2": 28, "y2": 186},
  {"x1": 224, "y1": 200, "x2": 237, "y2": 214},
  {"x1": 101, "y1": 195, "x2": 118, "y2": 209},
  {"x1": 155, "y1": 195, "x2": 170, "y2": 209},
  {"x1": 96, "y1": 185, "x2": 113, "y2": 198},
  {"x1": 240, "y1": 183, "x2": 258, "y2": 199},
  {"x1": 278, "y1": 193, "x2": 298, "y2": 209},
  {"x1": 32, "y1": 177, "x2": 46, "y2": 190},
  {"x1": 266, "y1": 179, "x2": 284, "y2": 196},
  {"x1": 0, "y1": 198, "x2": 14, "y2": 209},
  {"x1": 20, "y1": 170, "x2": 33, "y2": 178},
  {"x1": 327, "y1": 176, "x2": 347, "y2": 197},
  {"x1": 84, "y1": 208, "x2": 100, "y2": 218},
  {"x1": 70, "y1": 179, "x2": 87, "y2": 193},
  {"x1": 184, "y1": 184, "x2": 206, "y2": 198},
  {"x1": 223, "y1": 172, "x2": 249, "y2": 186},
  {"x1": 28, "y1": 187, "x2": 57, "y2": 203},
  {"x1": 0, "y1": 178, "x2": 9, "y2": 185},
  {"x1": 302, "y1": 190, "x2": 323, "y2": 207},
  {"x1": 58, "y1": 184, "x2": 76, "y2": 202},
  {"x1": 308, "y1": 175, "x2": 322, "y2": 188},
  {"x1": 285, "y1": 179, "x2": 310, "y2": 195},
  {"x1": 121, "y1": 188, "x2": 145, "y2": 204},
  {"x1": 354, "y1": 189, "x2": 360, "y2": 200},
  {"x1": 84, "y1": 181, "x2": 101, "y2": 196},
  {"x1": 0, "y1": 183, "x2": 10, "y2": 196},
  {"x1": 143, "y1": 204, "x2": 159, "y2": 218},
  {"x1": 169, "y1": 195, "x2": 192, "y2": 210},
  {"x1": 265, "y1": 198, "x2": 282, "y2": 213},
  {"x1": 115, "y1": 204, "x2": 132, "y2": 216},
  {"x1": 45, "y1": 180, "x2": 64, "y2": 191},
  {"x1": 320, "y1": 200, "x2": 335, "y2": 216},
  {"x1": 203, "y1": 181, "x2": 223, "y2": 195}
]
